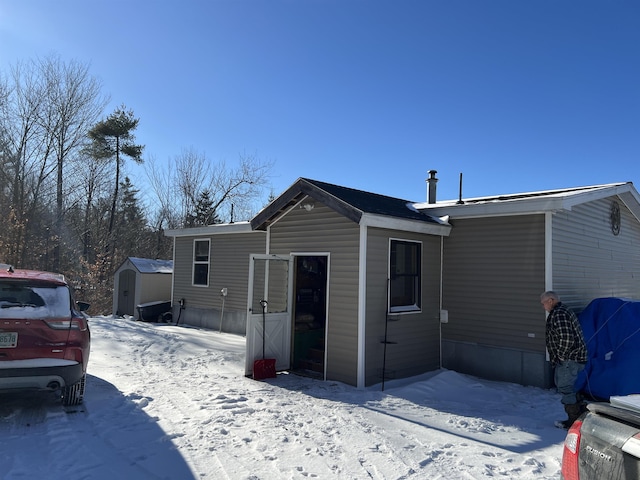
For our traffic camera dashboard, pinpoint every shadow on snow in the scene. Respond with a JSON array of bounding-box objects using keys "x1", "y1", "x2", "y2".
[{"x1": 0, "y1": 374, "x2": 196, "y2": 479}]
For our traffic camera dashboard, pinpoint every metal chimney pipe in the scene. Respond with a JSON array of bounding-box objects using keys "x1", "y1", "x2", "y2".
[{"x1": 427, "y1": 170, "x2": 438, "y2": 204}]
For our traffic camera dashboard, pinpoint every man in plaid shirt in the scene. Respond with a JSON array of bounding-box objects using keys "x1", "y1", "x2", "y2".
[{"x1": 541, "y1": 291, "x2": 588, "y2": 429}]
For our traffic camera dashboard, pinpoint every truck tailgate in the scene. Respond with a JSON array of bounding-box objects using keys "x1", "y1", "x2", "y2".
[{"x1": 578, "y1": 403, "x2": 640, "y2": 479}]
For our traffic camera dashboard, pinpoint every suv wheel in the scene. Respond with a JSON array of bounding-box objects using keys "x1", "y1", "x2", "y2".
[{"x1": 62, "y1": 374, "x2": 86, "y2": 406}]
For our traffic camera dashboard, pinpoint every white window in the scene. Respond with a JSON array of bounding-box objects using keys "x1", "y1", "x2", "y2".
[
  {"x1": 389, "y1": 239, "x2": 421, "y2": 313},
  {"x1": 193, "y1": 239, "x2": 210, "y2": 286}
]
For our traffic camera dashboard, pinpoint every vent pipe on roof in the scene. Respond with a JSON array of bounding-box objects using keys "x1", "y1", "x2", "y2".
[
  {"x1": 427, "y1": 170, "x2": 438, "y2": 204},
  {"x1": 456, "y1": 172, "x2": 465, "y2": 204}
]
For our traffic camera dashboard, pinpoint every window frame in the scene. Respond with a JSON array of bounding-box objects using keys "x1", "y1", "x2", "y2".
[
  {"x1": 388, "y1": 238, "x2": 422, "y2": 313},
  {"x1": 192, "y1": 238, "x2": 211, "y2": 287}
]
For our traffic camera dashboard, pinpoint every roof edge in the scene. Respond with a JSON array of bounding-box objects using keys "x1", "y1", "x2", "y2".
[
  {"x1": 164, "y1": 221, "x2": 256, "y2": 237},
  {"x1": 414, "y1": 182, "x2": 639, "y2": 218},
  {"x1": 360, "y1": 213, "x2": 452, "y2": 236}
]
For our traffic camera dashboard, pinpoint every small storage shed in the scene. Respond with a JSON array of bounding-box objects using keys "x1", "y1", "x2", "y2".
[{"x1": 113, "y1": 257, "x2": 173, "y2": 319}]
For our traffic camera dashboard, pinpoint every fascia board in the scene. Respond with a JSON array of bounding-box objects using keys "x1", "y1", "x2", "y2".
[
  {"x1": 416, "y1": 183, "x2": 637, "y2": 220},
  {"x1": 559, "y1": 183, "x2": 635, "y2": 209},
  {"x1": 359, "y1": 213, "x2": 451, "y2": 236},
  {"x1": 256, "y1": 198, "x2": 306, "y2": 230},
  {"x1": 419, "y1": 197, "x2": 566, "y2": 219},
  {"x1": 464, "y1": 184, "x2": 640, "y2": 219},
  {"x1": 618, "y1": 190, "x2": 640, "y2": 223},
  {"x1": 164, "y1": 222, "x2": 256, "y2": 237}
]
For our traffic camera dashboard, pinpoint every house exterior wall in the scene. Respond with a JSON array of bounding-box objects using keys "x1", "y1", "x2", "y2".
[
  {"x1": 364, "y1": 228, "x2": 442, "y2": 387},
  {"x1": 441, "y1": 214, "x2": 548, "y2": 387},
  {"x1": 441, "y1": 198, "x2": 640, "y2": 389},
  {"x1": 551, "y1": 197, "x2": 640, "y2": 311},
  {"x1": 172, "y1": 232, "x2": 266, "y2": 333},
  {"x1": 268, "y1": 203, "x2": 360, "y2": 386}
]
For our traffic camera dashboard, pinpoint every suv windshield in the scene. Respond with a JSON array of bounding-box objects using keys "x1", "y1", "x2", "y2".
[{"x1": 0, "y1": 282, "x2": 72, "y2": 319}]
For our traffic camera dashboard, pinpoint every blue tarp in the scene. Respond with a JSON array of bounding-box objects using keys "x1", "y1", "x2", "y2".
[{"x1": 575, "y1": 297, "x2": 640, "y2": 400}]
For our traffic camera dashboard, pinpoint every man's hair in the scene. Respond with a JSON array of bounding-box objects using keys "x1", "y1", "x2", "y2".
[{"x1": 541, "y1": 291, "x2": 560, "y2": 302}]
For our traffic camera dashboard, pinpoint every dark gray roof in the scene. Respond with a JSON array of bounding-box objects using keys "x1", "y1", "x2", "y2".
[{"x1": 251, "y1": 178, "x2": 441, "y2": 230}]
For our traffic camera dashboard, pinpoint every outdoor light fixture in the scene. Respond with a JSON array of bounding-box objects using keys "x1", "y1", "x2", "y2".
[{"x1": 300, "y1": 202, "x2": 315, "y2": 211}]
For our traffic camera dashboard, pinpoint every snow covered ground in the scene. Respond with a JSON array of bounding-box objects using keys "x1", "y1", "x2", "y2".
[{"x1": 0, "y1": 317, "x2": 568, "y2": 479}]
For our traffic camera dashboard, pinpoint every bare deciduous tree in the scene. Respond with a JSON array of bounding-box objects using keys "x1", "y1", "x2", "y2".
[
  {"x1": 0, "y1": 54, "x2": 275, "y2": 314},
  {"x1": 76, "y1": 153, "x2": 113, "y2": 263},
  {"x1": 146, "y1": 148, "x2": 273, "y2": 228},
  {"x1": 0, "y1": 57, "x2": 107, "y2": 269},
  {"x1": 0, "y1": 60, "x2": 53, "y2": 265},
  {"x1": 38, "y1": 55, "x2": 108, "y2": 270}
]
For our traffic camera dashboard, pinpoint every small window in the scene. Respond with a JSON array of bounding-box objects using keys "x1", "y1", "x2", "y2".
[
  {"x1": 193, "y1": 239, "x2": 210, "y2": 286},
  {"x1": 389, "y1": 239, "x2": 421, "y2": 313}
]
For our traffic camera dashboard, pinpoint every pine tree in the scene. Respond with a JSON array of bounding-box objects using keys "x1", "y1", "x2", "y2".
[
  {"x1": 186, "y1": 189, "x2": 221, "y2": 227},
  {"x1": 87, "y1": 105, "x2": 144, "y2": 258},
  {"x1": 114, "y1": 177, "x2": 147, "y2": 259}
]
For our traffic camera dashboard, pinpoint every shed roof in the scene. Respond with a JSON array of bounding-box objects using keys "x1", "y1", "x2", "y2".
[
  {"x1": 251, "y1": 178, "x2": 450, "y2": 236},
  {"x1": 125, "y1": 257, "x2": 173, "y2": 274}
]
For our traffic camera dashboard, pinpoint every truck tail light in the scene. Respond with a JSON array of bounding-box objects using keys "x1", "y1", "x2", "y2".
[
  {"x1": 621, "y1": 433, "x2": 640, "y2": 459},
  {"x1": 561, "y1": 420, "x2": 582, "y2": 480}
]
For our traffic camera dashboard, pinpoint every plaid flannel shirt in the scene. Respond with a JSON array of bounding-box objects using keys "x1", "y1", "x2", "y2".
[{"x1": 545, "y1": 302, "x2": 588, "y2": 365}]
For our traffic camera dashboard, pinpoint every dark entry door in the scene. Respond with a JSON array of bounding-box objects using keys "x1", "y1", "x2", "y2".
[{"x1": 292, "y1": 255, "x2": 328, "y2": 377}]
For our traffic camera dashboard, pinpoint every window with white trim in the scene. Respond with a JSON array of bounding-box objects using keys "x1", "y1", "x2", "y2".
[
  {"x1": 389, "y1": 239, "x2": 421, "y2": 312},
  {"x1": 193, "y1": 239, "x2": 210, "y2": 286}
]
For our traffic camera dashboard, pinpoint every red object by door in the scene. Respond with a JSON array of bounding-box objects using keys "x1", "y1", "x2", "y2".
[{"x1": 253, "y1": 358, "x2": 276, "y2": 380}]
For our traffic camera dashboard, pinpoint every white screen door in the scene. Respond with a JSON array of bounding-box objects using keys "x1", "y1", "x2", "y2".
[{"x1": 245, "y1": 254, "x2": 292, "y2": 375}]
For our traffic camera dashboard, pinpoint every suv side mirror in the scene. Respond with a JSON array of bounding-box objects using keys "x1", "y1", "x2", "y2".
[{"x1": 76, "y1": 301, "x2": 91, "y2": 312}]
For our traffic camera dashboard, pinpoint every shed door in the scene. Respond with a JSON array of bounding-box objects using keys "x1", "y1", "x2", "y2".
[
  {"x1": 118, "y1": 269, "x2": 136, "y2": 316},
  {"x1": 245, "y1": 254, "x2": 292, "y2": 376}
]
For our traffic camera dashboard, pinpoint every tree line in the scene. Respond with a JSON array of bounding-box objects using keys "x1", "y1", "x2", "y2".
[{"x1": 0, "y1": 55, "x2": 273, "y2": 313}]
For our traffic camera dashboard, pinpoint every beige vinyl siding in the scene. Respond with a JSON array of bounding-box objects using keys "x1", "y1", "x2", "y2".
[
  {"x1": 552, "y1": 197, "x2": 640, "y2": 310},
  {"x1": 365, "y1": 228, "x2": 442, "y2": 386},
  {"x1": 172, "y1": 236, "x2": 193, "y2": 302},
  {"x1": 442, "y1": 215, "x2": 546, "y2": 353},
  {"x1": 269, "y1": 204, "x2": 360, "y2": 386},
  {"x1": 172, "y1": 232, "x2": 266, "y2": 312}
]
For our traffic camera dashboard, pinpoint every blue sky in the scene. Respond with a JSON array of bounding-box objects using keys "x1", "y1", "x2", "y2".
[{"x1": 1, "y1": 1, "x2": 639, "y2": 207}]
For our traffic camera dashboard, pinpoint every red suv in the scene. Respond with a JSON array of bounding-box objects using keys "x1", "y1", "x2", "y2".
[{"x1": 0, "y1": 264, "x2": 90, "y2": 406}]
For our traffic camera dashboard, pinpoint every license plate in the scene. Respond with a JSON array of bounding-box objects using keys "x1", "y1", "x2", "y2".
[{"x1": 0, "y1": 332, "x2": 17, "y2": 348}]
